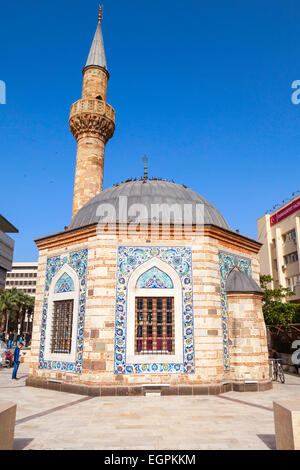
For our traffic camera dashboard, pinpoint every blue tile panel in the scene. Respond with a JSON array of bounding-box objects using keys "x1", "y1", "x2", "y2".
[
  {"x1": 38, "y1": 249, "x2": 88, "y2": 374},
  {"x1": 136, "y1": 266, "x2": 174, "y2": 289},
  {"x1": 55, "y1": 273, "x2": 75, "y2": 293},
  {"x1": 114, "y1": 246, "x2": 195, "y2": 375}
]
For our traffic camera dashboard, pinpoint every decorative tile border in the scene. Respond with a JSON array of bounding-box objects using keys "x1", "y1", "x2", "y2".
[
  {"x1": 114, "y1": 246, "x2": 195, "y2": 374},
  {"x1": 38, "y1": 249, "x2": 88, "y2": 374},
  {"x1": 218, "y1": 251, "x2": 252, "y2": 370}
]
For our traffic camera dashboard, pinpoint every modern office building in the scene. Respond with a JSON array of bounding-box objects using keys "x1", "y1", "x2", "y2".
[
  {"x1": 0, "y1": 215, "x2": 18, "y2": 290},
  {"x1": 257, "y1": 195, "x2": 300, "y2": 303},
  {"x1": 5, "y1": 262, "x2": 38, "y2": 297}
]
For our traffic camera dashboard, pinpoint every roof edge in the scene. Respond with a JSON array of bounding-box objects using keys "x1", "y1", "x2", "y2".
[
  {"x1": 0, "y1": 215, "x2": 19, "y2": 233},
  {"x1": 34, "y1": 223, "x2": 262, "y2": 252}
]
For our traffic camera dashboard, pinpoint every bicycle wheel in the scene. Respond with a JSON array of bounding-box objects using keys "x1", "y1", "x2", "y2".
[
  {"x1": 278, "y1": 365, "x2": 285, "y2": 384},
  {"x1": 272, "y1": 364, "x2": 278, "y2": 381}
]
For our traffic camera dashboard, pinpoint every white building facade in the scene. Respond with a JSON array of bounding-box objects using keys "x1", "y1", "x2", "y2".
[
  {"x1": 257, "y1": 195, "x2": 300, "y2": 303},
  {"x1": 5, "y1": 262, "x2": 38, "y2": 297}
]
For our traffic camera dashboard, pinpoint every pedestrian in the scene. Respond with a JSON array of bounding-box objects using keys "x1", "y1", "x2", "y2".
[
  {"x1": 25, "y1": 332, "x2": 31, "y2": 347},
  {"x1": 273, "y1": 350, "x2": 282, "y2": 361},
  {"x1": 0, "y1": 330, "x2": 5, "y2": 342},
  {"x1": 8, "y1": 331, "x2": 14, "y2": 349},
  {"x1": 12, "y1": 341, "x2": 23, "y2": 380}
]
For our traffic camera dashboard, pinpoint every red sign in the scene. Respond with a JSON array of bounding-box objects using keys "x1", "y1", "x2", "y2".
[{"x1": 270, "y1": 197, "x2": 300, "y2": 226}]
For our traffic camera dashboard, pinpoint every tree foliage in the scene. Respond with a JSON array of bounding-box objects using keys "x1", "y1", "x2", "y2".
[
  {"x1": 0, "y1": 288, "x2": 35, "y2": 333},
  {"x1": 260, "y1": 274, "x2": 300, "y2": 325}
]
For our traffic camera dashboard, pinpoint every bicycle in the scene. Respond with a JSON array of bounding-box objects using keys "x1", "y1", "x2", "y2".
[{"x1": 270, "y1": 359, "x2": 285, "y2": 384}]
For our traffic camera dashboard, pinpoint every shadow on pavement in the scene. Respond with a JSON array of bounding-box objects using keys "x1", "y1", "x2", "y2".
[
  {"x1": 257, "y1": 434, "x2": 276, "y2": 450},
  {"x1": 15, "y1": 396, "x2": 94, "y2": 425},
  {"x1": 14, "y1": 438, "x2": 34, "y2": 450}
]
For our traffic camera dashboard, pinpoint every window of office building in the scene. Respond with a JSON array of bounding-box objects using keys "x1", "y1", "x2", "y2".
[{"x1": 284, "y1": 252, "x2": 299, "y2": 265}]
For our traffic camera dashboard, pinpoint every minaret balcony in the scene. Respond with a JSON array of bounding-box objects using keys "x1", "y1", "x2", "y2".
[
  {"x1": 70, "y1": 99, "x2": 115, "y2": 122},
  {"x1": 69, "y1": 99, "x2": 115, "y2": 142}
]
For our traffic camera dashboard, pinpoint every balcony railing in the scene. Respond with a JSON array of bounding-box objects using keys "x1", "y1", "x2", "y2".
[
  {"x1": 70, "y1": 99, "x2": 115, "y2": 122},
  {"x1": 287, "y1": 284, "x2": 300, "y2": 301}
]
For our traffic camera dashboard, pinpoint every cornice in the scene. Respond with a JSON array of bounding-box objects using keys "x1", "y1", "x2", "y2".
[{"x1": 35, "y1": 223, "x2": 261, "y2": 254}]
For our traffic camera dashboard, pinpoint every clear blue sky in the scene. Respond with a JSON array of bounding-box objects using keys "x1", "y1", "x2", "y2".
[{"x1": 1, "y1": 0, "x2": 300, "y2": 261}]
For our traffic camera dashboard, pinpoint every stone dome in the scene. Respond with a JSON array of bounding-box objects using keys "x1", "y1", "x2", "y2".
[{"x1": 68, "y1": 180, "x2": 230, "y2": 230}]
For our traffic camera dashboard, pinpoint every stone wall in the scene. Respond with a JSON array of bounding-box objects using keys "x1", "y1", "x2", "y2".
[
  {"x1": 82, "y1": 67, "x2": 108, "y2": 101},
  {"x1": 72, "y1": 137, "x2": 105, "y2": 216},
  {"x1": 227, "y1": 293, "x2": 269, "y2": 382},
  {"x1": 29, "y1": 225, "x2": 270, "y2": 390}
]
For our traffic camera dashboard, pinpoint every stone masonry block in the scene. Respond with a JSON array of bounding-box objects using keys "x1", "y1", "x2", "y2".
[{"x1": 0, "y1": 402, "x2": 17, "y2": 450}]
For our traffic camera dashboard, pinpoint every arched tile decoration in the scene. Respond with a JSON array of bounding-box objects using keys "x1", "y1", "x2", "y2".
[
  {"x1": 39, "y1": 249, "x2": 88, "y2": 374},
  {"x1": 55, "y1": 273, "x2": 75, "y2": 293},
  {"x1": 114, "y1": 246, "x2": 194, "y2": 375},
  {"x1": 136, "y1": 267, "x2": 174, "y2": 289}
]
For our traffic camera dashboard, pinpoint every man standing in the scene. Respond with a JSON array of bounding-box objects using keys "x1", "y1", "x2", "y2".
[{"x1": 12, "y1": 342, "x2": 23, "y2": 380}]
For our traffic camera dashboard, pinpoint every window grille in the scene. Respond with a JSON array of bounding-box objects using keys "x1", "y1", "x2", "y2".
[
  {"x1": 135, "y1": 297, "x2": 174, "y2": 355},
  {"x1": 51, "y1": 300, "x2": 73, "y2": 354}
]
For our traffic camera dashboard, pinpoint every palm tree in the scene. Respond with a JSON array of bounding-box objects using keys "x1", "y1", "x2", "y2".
[
  {"x1": 20, "y1": 294, "x2": 35, "y2": 335},
  {"x1": 14, "y1": 290, "x2": 26, "y2": 334},
  {"x1": 0, "y1": 288, "x2": 19, "y2": 331}
]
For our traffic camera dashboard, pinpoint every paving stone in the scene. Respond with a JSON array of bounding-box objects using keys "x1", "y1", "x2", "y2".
[{"x1": 1, "y1": 364, "x2": 300, "y2": 450}]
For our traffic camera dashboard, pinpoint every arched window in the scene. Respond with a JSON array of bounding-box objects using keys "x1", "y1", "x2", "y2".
[
  {"x1": 44, "y1": 265, "x2": 79, "y2": 362},
  {"x1": 51, "y1": 273, "x2": 75, "y2": 354},
  {"x1": 126, "y1": 258, "x2": 183, "y2": 365}
]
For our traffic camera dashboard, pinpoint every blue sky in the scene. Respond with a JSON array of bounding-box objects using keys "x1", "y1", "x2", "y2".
[{"x1": 1, "y1": 0, "x2": 300, "y2": 261}]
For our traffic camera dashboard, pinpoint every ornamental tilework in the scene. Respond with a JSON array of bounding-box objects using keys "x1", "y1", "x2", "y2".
[
  {"x1": 218, "y1": 251, "x2": 252, "y2": 371},
  {"x1": 114, "y1": 246, "x2": 194, "y2": 375},
  {"x1": 136, "y1": 267, "x2": 174, "y2": 289},
  {"x1": 55, "y1": 273, "x2": 75, "y2": 293},
  {"x1": 39, "y1": 249, "x2": 88, "y2": 374}
]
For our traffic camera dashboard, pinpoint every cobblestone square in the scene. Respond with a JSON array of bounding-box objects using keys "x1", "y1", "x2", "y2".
[{"x1": 1, "y1": 364, "x2": 300, "y2": 450}]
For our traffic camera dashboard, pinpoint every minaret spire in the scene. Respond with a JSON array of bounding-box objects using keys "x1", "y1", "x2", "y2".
[
  {"x1": 85, "y1": 5, "x2": 107, "y2": 72},
  {"x1": 69, "y1": 9, "x2": 115, "y2": 217}
]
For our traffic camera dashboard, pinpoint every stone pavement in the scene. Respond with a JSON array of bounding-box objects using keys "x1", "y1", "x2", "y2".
[{"x1": 0, "y1": 364, "x2": 300, "y2": 450}]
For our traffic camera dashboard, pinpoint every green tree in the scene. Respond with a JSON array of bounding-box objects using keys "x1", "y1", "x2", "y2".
[
  {"x1": 260, "y1": 274, "x2": 297, "y2": 325},
  {"x1": 0, "y1": 288, "x2": 19, "y2": 331},
  {"x1": 20, "y1": 294, "x2": 35, "y2": 335},
  {"x1": 14, "y1": 290, "x2": 25, "y2": 332}
]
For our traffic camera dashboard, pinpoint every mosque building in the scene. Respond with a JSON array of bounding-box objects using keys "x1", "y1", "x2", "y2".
[{"x1": 27, "y1": 8, "x2": 270, "y2": 395}]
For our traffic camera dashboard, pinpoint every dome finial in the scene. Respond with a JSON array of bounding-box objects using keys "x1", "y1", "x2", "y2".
[
  {"x1": 98, "y1": 5, "x2": 103, "y2": 23},
  {"x1": 143, "y1": 155, "x2": 148, "y2": 181}
]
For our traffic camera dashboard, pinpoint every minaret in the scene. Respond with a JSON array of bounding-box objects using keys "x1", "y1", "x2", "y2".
[{"x1": 69, "y1": 6, "x2": 115, "y2": 217}]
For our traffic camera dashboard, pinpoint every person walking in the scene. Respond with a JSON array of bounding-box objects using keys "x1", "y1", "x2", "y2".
[
  {"x1": 8, "y1": 331, "x2": 14, "y2": 349},
  {"x1": 25, "y1": 332, "x2": 31, "y2": 347},
  {"x1": 12, "y1": 341, "x2": 23, "y2": 380}
]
